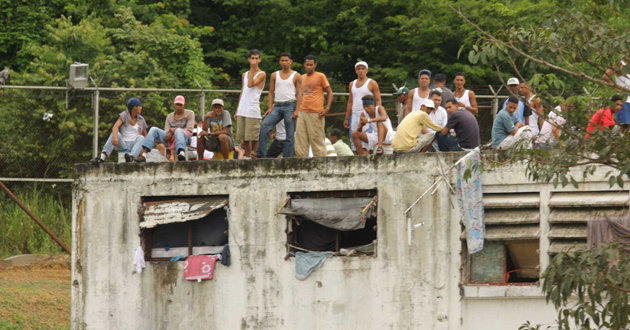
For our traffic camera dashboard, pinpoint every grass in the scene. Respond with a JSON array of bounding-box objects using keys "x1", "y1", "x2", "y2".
[
  {"x1": 0, "y1": 266, "x2": 70, "y2": 329},
  {"x1": 0, "y1": 185, "x2": 71, "y2": 258}
]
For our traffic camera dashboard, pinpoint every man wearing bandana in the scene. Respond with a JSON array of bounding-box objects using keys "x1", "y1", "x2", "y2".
[{"x1": 351, "y1": 95, "x2": 394, "y2": 155}]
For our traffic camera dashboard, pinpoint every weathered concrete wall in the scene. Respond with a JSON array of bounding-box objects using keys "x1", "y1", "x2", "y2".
[{"x1": 71, "y1": 153, "x2": 626, "y2": 330}]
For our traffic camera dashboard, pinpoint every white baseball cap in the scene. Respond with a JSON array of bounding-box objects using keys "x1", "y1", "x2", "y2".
[
  {"x1": 423, "y1": 99, "x2": 436, "y2": 109},
  {"x1": 211, "y1": 98, "x2": 224, "y2": 106},
  {"x1": 507, "y1": 77, "x2": 520, "y2": 86},
  {"x1": 354, "y1": 61, "x2": 368, "y2": 69}
]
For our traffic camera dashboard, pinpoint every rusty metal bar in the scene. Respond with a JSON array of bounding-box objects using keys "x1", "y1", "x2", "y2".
[{"x1": 0, "y1": 180, "x2": 71, "y2": 254}]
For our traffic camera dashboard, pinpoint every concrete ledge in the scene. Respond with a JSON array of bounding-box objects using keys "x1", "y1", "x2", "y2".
[{"x1": 463, "y1": 285, "x2": 544, "y2": 298}]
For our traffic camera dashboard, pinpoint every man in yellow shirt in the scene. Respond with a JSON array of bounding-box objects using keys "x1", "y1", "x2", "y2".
[{"x1": 392, "y1": 99, "x2": 443, "y2": 152}]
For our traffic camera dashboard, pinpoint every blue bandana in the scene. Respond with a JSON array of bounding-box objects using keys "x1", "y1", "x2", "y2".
[
  {"x1": 362, "y1": 98, "x2": 375, "y2": 106},
  {"x1": 127, "y1": 97, "x2": 142, "y2": 111}
]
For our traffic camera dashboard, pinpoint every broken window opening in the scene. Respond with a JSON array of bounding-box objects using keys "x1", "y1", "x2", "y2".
[
  {"x1": 283, "y1": 190, "x2": 377, "y2": 257},
  {"x1": 140, "y1": 196, "x2": 229, "y2": 261}
]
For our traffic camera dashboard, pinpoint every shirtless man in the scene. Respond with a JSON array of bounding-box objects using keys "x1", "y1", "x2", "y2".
[
  {"x1": 344, "y1": 61, "x2": 381, "y2": 149},
  {"x1": 254, "y1": 52, "x2": 301, "y2": 158},
  {"x1": 235, "y1": 49, "x2": 266, "y2": 157},
  {"x1": 453, "y1": 72, "x2": 479, "y2": 115},
  {"x1": 404, "y1": 69, "x2": 432, "y2": 118}
]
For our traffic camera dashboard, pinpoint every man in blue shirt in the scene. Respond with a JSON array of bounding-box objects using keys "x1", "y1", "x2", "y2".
[
  {"x1": 501, "y1": 77, "x2": 531, "y2": 124},
  {"x1": 492, "y1": 96, "x2": 533, "y2": 149}
]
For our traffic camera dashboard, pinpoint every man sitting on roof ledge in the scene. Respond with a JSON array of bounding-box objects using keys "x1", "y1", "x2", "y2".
[
  {"x1": 491, "y1": 95, "x2": 533, "y2": 150},
  {"x1": 392, "y1": 99, "x2": 443, "y2": 153}
]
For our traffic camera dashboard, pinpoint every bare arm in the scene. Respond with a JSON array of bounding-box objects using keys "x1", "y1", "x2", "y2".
[
  {"x1": 344, "y1": 81, "x2": 353, "y2": 128},
  {"x1": 370, "y1": 80, "x2": 382, "y2": 107},
  {"x1": 603, "y1": 68, "x2": 614, "y2": 84},
  {"x1": 404, "y1": 89, "x2": 415, "y2": 117},
  {"x1": 440, "y1": 127, "x2": 450, "y2": 135},
  {"x1": 510, "y1": 122, "x2": 524, "y2": 135},
  {"x1": 320, "y1": 85, "x2": 334, "y2": 117},
  {"x1": 293, "y1": 75, "x2": 303, "y2": 119},
  {"x1": 373, "y1": 106, "x2": 388, "y2": 122},
  {"x1": 467, "y1": 90, "x2": 479, "y2": 115},
  {"x1": 265, "y1": 72, "x2": 276, "y2": 116},
  {"x1": 248, "y1": 70, "x2": 266, "y2": 88},
  {"x1": 111, "y1": 118, "x2": 123, "y2": 146},
  {"x1": 235, "y1": 72, "x2": 245, "y2": 120}
]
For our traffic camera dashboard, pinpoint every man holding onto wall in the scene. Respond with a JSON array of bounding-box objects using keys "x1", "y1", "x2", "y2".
[
  {"x1": 294, "y1": 55, "x2": 333, "y2": 157},
  {"x1": 235, "y1": 49, "x2": 266, "y2": 157}
]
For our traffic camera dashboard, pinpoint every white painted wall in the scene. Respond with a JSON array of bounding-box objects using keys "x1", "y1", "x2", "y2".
[{"x1": 71, "y1": 153, "x2": 626, "y2": 330}]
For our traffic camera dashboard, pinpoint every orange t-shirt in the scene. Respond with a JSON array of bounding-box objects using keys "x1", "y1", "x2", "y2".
[{"x1": 299, "y1": 72, "x2": 330, "y2": 113}]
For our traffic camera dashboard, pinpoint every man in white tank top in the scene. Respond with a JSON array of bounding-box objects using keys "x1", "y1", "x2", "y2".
[
  {"x1": 404, "y1": 69, "x2": 432, "y2": 118},
  {"x1": 235, "y1": 49, "x2": 266, "y2": 157},
  {"x1": 344, "y1": 61, "x2": 381, "y2": 150},
  {"x1": 351, "y1": 95, "x2": 395, "y2": 156},
  {"x1": 518, "y1": 81, "x2": 543, "y2": 136},
  {"x1": 453, "y1": 72, "x2": 479, "y2": 115},
  {"x1": 252, "y1": 52, "x2": 300, "y2": 158}
]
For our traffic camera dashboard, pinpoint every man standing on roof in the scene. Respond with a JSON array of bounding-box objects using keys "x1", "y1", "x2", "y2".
[
  {"x1": 294, "y1": 55, "x2": 333, "y2": 157},
  {"x1": 393, "y1": 99, "x2": 443, "y2": 153},
  {"x1": 136, "y1": 95, "x2": 195, "y2": 161},
  {"x1": 404, "y1": 69, "x2": 432, "y2": 118},
  {"x1": 254, "y1": 52, "x2": 300, "y2": 158},
  {"x1": 235, "y1": 49, "x2": 266, "y2": 157},
  {"x1": 344, "y1": 61, "x2": 381, "y2": 150},
  {"x1": 433, "y1": 73, "x2": 455, "y2": 108},
  {"x1": 453, "y1": 72, "x2": 479, "y2": 115},
  {"x1": 393, "y1": 86, "x2": 409, "y2": 125}
]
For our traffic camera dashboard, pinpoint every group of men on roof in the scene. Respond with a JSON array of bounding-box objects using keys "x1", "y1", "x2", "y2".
[{"x1": 91, "y1": 50, "x2": 630, "y2": 164}]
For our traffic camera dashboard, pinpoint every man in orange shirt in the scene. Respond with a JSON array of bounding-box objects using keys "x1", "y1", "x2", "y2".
[
  {"x1": 585, "y1": 94, "x2": 623, "y2": 138},
  {"x1": 294, "y1": 55, "x2": 334, "y2": 157}
]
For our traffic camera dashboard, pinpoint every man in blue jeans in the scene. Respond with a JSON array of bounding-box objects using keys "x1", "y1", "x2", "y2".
[
  {"x1": 136, "y1": 95, "x2": 195, "y2": 161},
  {"x1": 254, "y1": 52, "x2": 302, "y2": 158}
]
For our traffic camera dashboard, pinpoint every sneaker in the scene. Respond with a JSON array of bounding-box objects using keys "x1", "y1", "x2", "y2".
[
  {"x1": 177, "y1": 150, "x2": 186, "y2": 161},
  {"x1": 124, "y1": 153, "x2": 133, "y2": 163},
  {"x1": 90, "y1": 157, "x2": 104, "y2": 165}
]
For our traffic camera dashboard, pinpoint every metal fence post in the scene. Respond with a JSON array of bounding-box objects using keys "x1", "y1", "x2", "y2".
[
  {"x1": 93, "y1": 88, "x2": 99, "y2": 158},
  {"x1": 488, "y1": 85, "x2": 503, "y2": 121},
  {"x1": 199, "y1": 92, "x2": 205, "y2": 118}
]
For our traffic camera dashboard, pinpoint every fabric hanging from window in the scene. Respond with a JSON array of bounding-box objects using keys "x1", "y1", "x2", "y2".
[
  {"x1": 140, "y1": 197, "x2": 228, "y2": 228},
  {"x1": 280, "y1": 197, "x2": 374, "y2": 231}
]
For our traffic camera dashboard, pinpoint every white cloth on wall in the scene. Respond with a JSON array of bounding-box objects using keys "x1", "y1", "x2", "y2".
[{"x1": 133, "y1": 246, "x2": 146, "y2": 274}]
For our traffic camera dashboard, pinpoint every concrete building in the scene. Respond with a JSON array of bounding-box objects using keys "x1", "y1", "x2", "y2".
[{"x1": 72, "y1": 153, "x2": 629, "y2": 329}]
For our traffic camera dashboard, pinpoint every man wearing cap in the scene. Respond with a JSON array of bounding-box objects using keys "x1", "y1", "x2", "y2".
[
  {"x1": 92, "y1": 97, "x2": 148, "y2": 164},
  {"x1": 453, "y1": 72, "x2": 479, "y2": 115},
  {"x1": 491, "y1": 96, "x2": 533, "y2": 149},
  {"x1": 252, "y1": 52, "x2": 300, "y2": 158},
  {"x1": 294, "y1": 55, "x2": 333, "y2": 157},
  {"x1": 351, "y1": 95, "x2": 395, "y2": 155},
  {"x1": 404, "y1": 69, "x2": 432, "y2": 118},
  {"x1": 393, "y1": 99, "x2": 443, "y2": 153},
  {"x1": 235, "y1": 49, "x2": 266, "y2": 157},
  {"x1": 433, "y1": 73, "x2": 455, "y2": 108},
  {"x1": 393, "y1": 86, "x2": 409, "y2": 125},
  {"x1": 137, "y1": 95, "x2": 195, "y2": 161},
  {"x1": 198, "y1": 98, "x2": 234, "y2": 160},
  {"x1": 502, "y1": 77, "x2": 531, "y2": 125},
  {"x1": 344, "y1": 61, "x2": 382, "y2": 150}
]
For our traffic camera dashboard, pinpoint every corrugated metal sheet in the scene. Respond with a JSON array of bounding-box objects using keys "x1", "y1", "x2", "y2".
[{"x1": 140, "y1": 197, "x2": 228, "y2": 228}]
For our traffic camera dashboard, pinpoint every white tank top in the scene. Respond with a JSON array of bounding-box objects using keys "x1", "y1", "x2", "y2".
[
  {"x1": 527, "y1": 94, "x2": 540, "y2": 136},
  {"x1": 351, "y1": 78, "x2": 373, "y2": 113},
  {"x1": 236, "y1": 71, "x2": 265, "y2": 119},
  {"x1": 274, "y1": 71, "x2": 297, "y2": 102},
  {"x1": 455, "y1": 89, "x2": 471, "y2": 108},
  {"x1": 411, "y1": 88, "x2": 429, "y2": 111},
  {"x1": 120, "y1": 122, "x2": 140, "y2": 143},
  {"x1": 364, "y1": 106, "x2": 394, "y2": 137}
]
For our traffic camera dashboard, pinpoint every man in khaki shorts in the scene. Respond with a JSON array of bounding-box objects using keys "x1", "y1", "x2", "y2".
[{"x1": 235, "y1": 49, "x2": 266, "y2": 157}]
